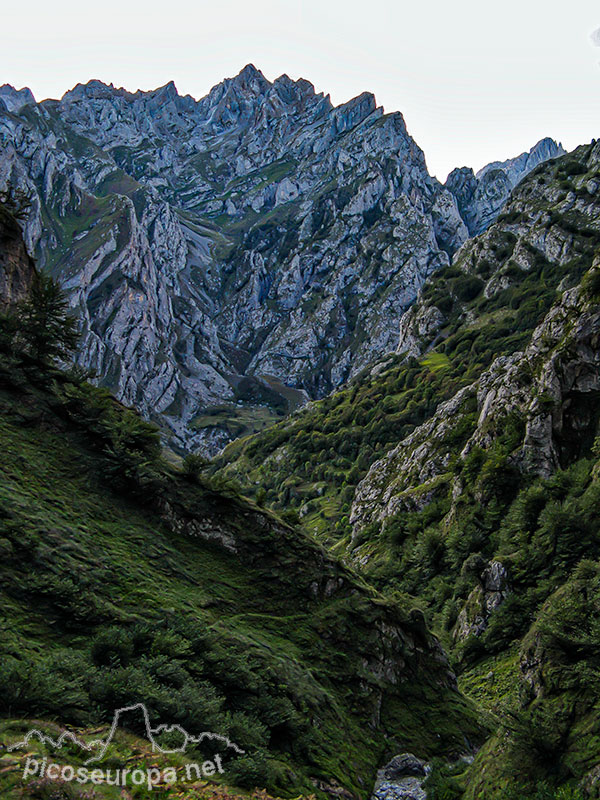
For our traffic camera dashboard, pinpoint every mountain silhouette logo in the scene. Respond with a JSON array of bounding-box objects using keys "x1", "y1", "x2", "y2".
[{"x1": 8, "y1": 703, "x2": 245, "y2": 765}]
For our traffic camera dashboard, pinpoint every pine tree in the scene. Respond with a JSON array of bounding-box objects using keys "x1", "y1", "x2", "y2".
[{"x1": 17, "y1": 273, "x2": 79, "y2": 362}]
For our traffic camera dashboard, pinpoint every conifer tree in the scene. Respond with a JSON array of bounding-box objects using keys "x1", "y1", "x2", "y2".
[{"x1": 18, "y1": 273, "x2": 79, "y2": 362}]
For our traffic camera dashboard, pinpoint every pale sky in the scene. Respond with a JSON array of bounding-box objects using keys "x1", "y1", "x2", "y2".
[{"x1": 2, "y1": 0, "x2": 599, "y2": 180}]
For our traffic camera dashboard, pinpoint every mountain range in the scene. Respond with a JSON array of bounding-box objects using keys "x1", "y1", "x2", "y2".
[{"x1": 0, "y1": 68, "x2": 562, "y2": 453}]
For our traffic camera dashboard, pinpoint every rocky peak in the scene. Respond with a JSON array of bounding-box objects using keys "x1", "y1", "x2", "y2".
[
  {"x1": 149, "y1": 80, "x2": 180, "y2": 100},
  {"x1": 232, "y1": 62, "x2": 268, "y2": 88},
  {"x1": 62, "y1": 79, "x2": 126, "y2": 102},
  {"x1": 271, "y1": 73, "x2": 324, "y2": 112},
  {"x1": 446, "y1": 137, "x2": 564, "y2": 235},
  {"x1": 476, "y1": 136, "x2": 565, "y2": 183},
  {"x1": 199, "y1": 65, "x2": 333, "y2": 132},
  {"x1": 332, "y1": 91, "x2": 377, "y2": 133},
  {"x1": 0, "y1": 84, "x2": 35, "y2": 113},
  {"x1": 445, "y1": 166, "x2": 478, "y2": 209},
  {"x1": 199, "y1": 64, "x2": 272, "y2": 125}
]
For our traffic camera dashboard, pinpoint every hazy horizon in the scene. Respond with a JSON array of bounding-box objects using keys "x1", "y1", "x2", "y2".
[{"x1": 3, "y1": 0, "x2": 599, "y2": 180}]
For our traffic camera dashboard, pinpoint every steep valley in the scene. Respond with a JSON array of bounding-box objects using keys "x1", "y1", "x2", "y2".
[{"x1": 0, "y1": 66, "x2": 598, "y2": 800}]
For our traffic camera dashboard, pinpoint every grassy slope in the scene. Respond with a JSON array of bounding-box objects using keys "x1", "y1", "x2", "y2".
[
  {"x1": 0, "y1": 344, "x2": 481, "y2": 800},
  {"x1": 461, "y1": 562, "x2": 600, "y2": 799}
]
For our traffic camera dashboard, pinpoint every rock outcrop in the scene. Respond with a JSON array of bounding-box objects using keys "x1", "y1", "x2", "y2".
[
  {"x1": 371, "y1": 753, "x2": 431, "y2": 800},
  {"x1": 0, "y1": 85, "x2": 35, "y2": 113},
  {"x1": 0, "y1": 207, "x2": 36, "y2": 306},
  {"x1": 453, "y1": 560, "x2": 511, "y2": 642}
]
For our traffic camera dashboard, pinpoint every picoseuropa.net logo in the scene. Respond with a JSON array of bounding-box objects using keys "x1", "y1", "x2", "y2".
[{"x1": 8, "y1": 702, "x2": 245, "y2": 792}]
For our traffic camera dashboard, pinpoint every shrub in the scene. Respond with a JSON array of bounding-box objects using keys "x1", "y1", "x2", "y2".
[
  {"x1": 461, "y1": 552, "x2": 486, "y2": 581},
  {"x1": 228, "y1": 752, "x2": 273, "y2": 789},
  {"x1": 582, "y1": 268, "x2": 600, "y2": 301},
  {"x1": 182, "y1": 452, "x2": 209, "y2": 479},
  {"x1": 280, "y1": 508, "x2": 300, "y2": 525},
  {"x1": 423, "y1": 757, "x2": 464, "y2": 799},
  {"x1": 0, "y1": 654, "x2": 90, "y2": 719},
  {"x1": 91, "y1": 627, "x2": 134, "y2": 667},
  {"x1": 98, "y1": 408, "x2": 162, "y2": 490},
  {"x1": 555, "y1": 160, "x2": 587, "y2": 178},
  {"x1": 452, "y1": 274, "x2": 485, "y2": 302},
  {"x1": 502, "y1": 703, "x2": 571, "y2": 774}
]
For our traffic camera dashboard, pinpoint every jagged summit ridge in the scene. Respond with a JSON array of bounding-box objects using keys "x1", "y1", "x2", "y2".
[
  {"x1": 0, "y1": 84, "x2": 36, "y2": 112},
  {"x1": 59, "y1": 65, "x2": 337, "y2": 119},
  {"x1": 445, "y1": 137, "x2": 565, "y2": 235},
  {"x1": 55, "y1": 66, "x2": 380, "y2": 157},
  {"x1": 476, "y1": 136, "x2": 564, "y2": 181}
]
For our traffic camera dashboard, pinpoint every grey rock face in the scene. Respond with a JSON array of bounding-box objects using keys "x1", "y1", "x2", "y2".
[
  {"x1": 371, "y1": 754, "x2": 430, "y2": 800},
  {"x1": 477, "y1": 137, "x2": 565, "y2": 184},
  {"x1": 453, "y1": 561, "x2": 510, "y2": 642},
  {"x1": 446, "y1": 137, "x2": 564, "y2": 236},
  {"x1": 382, "y1": 754, "x2": 428, "y2": 780},
  {"x1": 0, "y1": 209, "x2": 36, "y2": 306},
  {"x1": 0, "y1": 85, "x2": 36, "y2": 113},
  {"x1": 0, "y1": 68, "x2": 546, "y2": 454}
]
